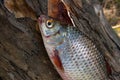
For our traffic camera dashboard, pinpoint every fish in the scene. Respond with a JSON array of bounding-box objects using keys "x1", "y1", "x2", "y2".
[{"x1": 38, "y1": 15, "x2": 110, "y2": 80}]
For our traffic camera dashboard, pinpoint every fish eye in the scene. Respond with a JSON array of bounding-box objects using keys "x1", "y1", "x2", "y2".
[{"x1": 46, "y1": 19, "x2": 54, "y2": 28}]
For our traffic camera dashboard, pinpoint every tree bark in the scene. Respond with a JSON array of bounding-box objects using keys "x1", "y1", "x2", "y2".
[
  {"x1": 0, "y1": 0, "x2": 120, "y2": 80},
  {"x1": 0, "y1": 0, "x2": 61, "y2": 80}
]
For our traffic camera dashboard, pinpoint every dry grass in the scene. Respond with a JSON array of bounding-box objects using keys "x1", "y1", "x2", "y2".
[{"x1": 113, "y1": 24, "x2": 120, "y2": 37}]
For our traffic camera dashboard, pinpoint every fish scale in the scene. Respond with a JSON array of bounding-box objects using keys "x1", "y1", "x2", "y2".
[
  {"x1": 38, "y1": 16, "x2": 109, "y2": 80},
  {"x1": 56, "y1": 27, "x2": 108, "y2": 80}
]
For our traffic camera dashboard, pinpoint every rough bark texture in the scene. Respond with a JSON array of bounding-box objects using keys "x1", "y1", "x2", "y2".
[
  {"x1": 0, "y1": 0, "x2": 120, "y2": 80},
  {"x1": 0, "y1": 0, "x2": 61, "y2": 80}
]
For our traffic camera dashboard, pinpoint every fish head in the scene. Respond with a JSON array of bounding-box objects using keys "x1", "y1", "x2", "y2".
[
  {"x1": 38, "y1": 15, "x2": 66, "y2": 45},
  {"x1": 38, "y1": 15, "x2": 62, "y2": 37}
]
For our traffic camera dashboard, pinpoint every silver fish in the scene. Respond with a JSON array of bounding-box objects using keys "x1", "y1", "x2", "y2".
[{"x1": 38, "y1": 15, "x2": 109, "y2": 80}]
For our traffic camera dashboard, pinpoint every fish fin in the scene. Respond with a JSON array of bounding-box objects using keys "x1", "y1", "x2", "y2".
[{"x1": 51, "y1": 49, "x2": 64, "y2": 71}]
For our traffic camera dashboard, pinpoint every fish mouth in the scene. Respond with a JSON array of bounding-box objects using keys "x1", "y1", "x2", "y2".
[{"x1": 38, "y1": 15, "x2": 46, "y2": 24}]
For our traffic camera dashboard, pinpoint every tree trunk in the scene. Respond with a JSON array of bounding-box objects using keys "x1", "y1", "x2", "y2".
[
  {"x1": 0, "y1": 0, "x2": 120, "y2": 80},
  {"x1": 0, "y1": 0, "x2": 61, "y2": 80}
]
